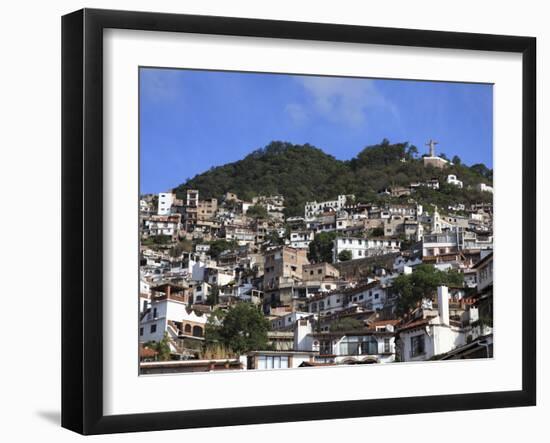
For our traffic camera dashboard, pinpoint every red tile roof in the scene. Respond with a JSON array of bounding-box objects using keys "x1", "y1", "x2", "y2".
[
  {"x1": 140, "y1": 347, "x2": 158, "y2": 358},
  {"x1": 397, "y1": 316, "x2": 436, "y2": 333}
]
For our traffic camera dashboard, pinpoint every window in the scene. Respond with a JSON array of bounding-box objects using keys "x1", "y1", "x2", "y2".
[
  {"x1": 410, "y1": 335, "x2": 425, "y2": 357},
  {"x1": 139, "y1": 327, "x2": 144, "y2": 336},
  {"x1": 340, "y1": 336, "x2": 360, "y2": 355},
  {"x1": 192, "y1": 326, "x2": 203, "y2": 337},
  {"x1": 257, "y1": 355, "x2": 289, "y2": 370},
  {"x1": 359, "y1": 295, "x2": 364, "y2": 300},
  {"x1": 384, "y1": 338, "x2": 391, "y2": 353},
  {"x1": 153, "y1": 308, "x2": 157, "y2": 318},
  {"x1": 150, "y1": 324, "x2": 157, "y2": 333},
  {"x1": 375, "y1": 293, "x2": 379, "y2": 299},
  {"x1": 318, "y1": 269, "x2": 322, "y2": 274},
  {"x1": 360, "y1": 336, "x2": 378, "y2": 355},
  {"x1": 320, "y1": 341, "x2": 332, "y2": 355}
]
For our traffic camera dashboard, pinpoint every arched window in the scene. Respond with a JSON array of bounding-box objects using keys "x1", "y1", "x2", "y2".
[
  {"x1": 192, "y1": 326, "x2": 203, "y2": 337},
  {"x1": 184, "y1": 324, "x2": 191, "y2": 334}
]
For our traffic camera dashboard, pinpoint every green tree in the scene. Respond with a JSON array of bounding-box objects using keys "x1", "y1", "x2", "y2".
[
  {"x1": 144, "y1": 332, "x2": 171, "y2": 361},
  {"x1": 208, "y1": 239, "x2": 237, "y2": 259},
  {"x1": 398, "y1": 234, "x2": 416, "y2": 251},
  {"x1": 369, "y1": 227, "x2": 385, "y2": 237},
  {"x1": 264, "y1": 229, "x2": 285, "y2": 248},
  {"x1": 407, "y1": 145, "x2": 419, "y2": 159},
  {"x1": 246, "y1": 204, "x2": 269, "y2": 219},
  {"x1": 172, "y1": 140, "x2": 493, "y2": 217},
  {"x1": 354, "y1": 140, "x2": 408, "y2": 168},
  {"x1": 337, "y1": 250, "x2": 353, "y2": 262},
  {"x1": 452, "y1": 155, "x2": 462, "y2": 165},
  {"x1": 329, "y1": 317, "x2": 364, "y2": 332},
  {"x1": 205, "y1": 303, "x2": 269, "y2": 355},
  {"x1": 470, "y1": 163, "x2": 492, "y2": 180},
  {"x1": 142, "y1": 235, "x2": 172, "y2": 247},
  {"x1": 393, "y1": 265, "x2": 464, "y2": 315},
  {"x1": 206, "y1": 284, "x2": 220, "y2": 306},
  {"x1": 170, "y1": 239, "x2": 193, "y2": 257},
  {"x1": 204, "y1": 308, "x2": 226, "y2": 346},
  {"x1": 308, "y1": 231, "x2": 337, "y2": 263}
]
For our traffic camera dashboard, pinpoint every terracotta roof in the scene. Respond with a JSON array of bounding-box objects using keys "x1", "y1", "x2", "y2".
[
  {"x1": 140, "y1": 347, "x2": 158, "y2": 358},
  {"x1": 397, "y1": 316, "x2": 436, "y2": 333}
]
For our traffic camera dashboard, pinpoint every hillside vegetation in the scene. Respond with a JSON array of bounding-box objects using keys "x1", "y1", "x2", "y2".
[{"x1": 173, "y1": 140, "x2": 493, "y2": 216}]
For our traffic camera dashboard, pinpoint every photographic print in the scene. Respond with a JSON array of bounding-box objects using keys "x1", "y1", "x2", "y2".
[{"x1": 138, "y1": 67, "x2": 494, "y2": 375}]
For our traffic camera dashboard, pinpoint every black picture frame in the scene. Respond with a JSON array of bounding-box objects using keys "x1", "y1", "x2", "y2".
[{"x1": 61, "y1": 8, "x2": 537, "y2": 435}]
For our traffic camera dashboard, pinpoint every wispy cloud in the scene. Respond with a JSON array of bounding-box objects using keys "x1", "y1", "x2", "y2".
[
  {"x1": 285, "y1": 103, "x2": 309, "y2": 126},
  {"x1": 287, "y1": 76, "x2": 398, "y2": 128}
]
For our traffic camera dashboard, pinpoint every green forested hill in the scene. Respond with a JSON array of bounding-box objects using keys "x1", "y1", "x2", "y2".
[{"x1": 173, "y1": 140, "x2": 493, "y2": 216}]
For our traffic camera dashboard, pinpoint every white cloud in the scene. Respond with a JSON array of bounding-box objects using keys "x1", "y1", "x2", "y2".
[
  {"x1": 292, "y1": 76, "x2": 398, "y2": 127},
  {"x1": 285, "y1": 103, "x2": 309, "y2": 125}
]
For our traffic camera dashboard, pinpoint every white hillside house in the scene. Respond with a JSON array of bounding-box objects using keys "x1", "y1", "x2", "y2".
[
  {"x1": 397, "y1": 286, "x2": 487, "y2": 362},
  {"x1": 305, "y1": 195, "x2": 352, "y2": 219},
  {"x1": 476, "y1": 183, "x2": 493, "y2": 193},
  {"x1": 271, "y1": 311, "x2": 313, "y2": 331},
  {"x1": 293, "y1": 318, "x2": 396, "y2": 364},
  {"x1": 289, "y1": 231, "x2": 315, "y2": 249},
  {"x1": 139, "y1": 287, "x2": 209, "y2": 355},
  {"x1": 446, "y1": 174, "x2": 463, "y2": 188},
  {"x1": 143, "y1": 214, "x2": 181, "y2": 239},
  {"x1": 158, "y1": 192, "x2": 175, "y2": 215},
  {"x1": 333, "y1": 237, "x2": 400, "y2": 262}
]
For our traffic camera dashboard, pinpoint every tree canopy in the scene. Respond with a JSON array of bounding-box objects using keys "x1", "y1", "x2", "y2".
[
  {"x1": 308, "y1": 231, "x2": 337, "y2": 263},
  {"x1": 144, "y1": 333, "x2": 171, "y2": 361},
  {"x1": 329, "y1": 317, "x2": 364, "y2": 332},
  {"x1": 246, "y1": 204, "x2": 268, "y2": 219},
  {"x1": 208, "y1": 239, "x2": 238, "y2": 259},
  {"x1": 173, "y1": 140, "x2": 493, "y2": 217},
  {"x1": 393, "y1": 264, "x2": 464, "y2": 315},
  {"x1": 337, "y1": 250, "x2": 353, "y2": 262},
  {"x1": 205, "y1": 303, "x2": 270, "y2": 355}
]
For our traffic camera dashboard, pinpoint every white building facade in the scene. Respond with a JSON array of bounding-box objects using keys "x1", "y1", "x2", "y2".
[
  {"x1": 333, "y1": 237, "x2": 401, "y2": 262},
  {"x1": 446, "y1": 174, "x2": 464, "y2": 188},
  {"x1": 158, "y1": 192, "x2": 175, "y2": 215},
  {"x1": 305, "y1": 195, "x2": 352, "y2": 219},
  {"x1": 476, "y1": 183, "x2": 494, "y2": 193}
]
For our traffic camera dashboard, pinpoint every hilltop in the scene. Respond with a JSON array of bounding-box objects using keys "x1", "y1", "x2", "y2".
[{"x1": 173, "y1": 140, "x2": 493, "y2": 216}]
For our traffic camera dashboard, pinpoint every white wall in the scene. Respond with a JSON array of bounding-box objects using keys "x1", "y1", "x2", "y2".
[
  {"x1": 157, "y1": 192, "x2": 174, "y2": 215},
  {"x1": 1, "y1": 1, "x2": 546, "y2": 443}
]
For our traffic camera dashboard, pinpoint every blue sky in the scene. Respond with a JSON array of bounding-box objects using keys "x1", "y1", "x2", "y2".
[{"x1": 140, "y1": 68, "x2": 493, "y2": 194}]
